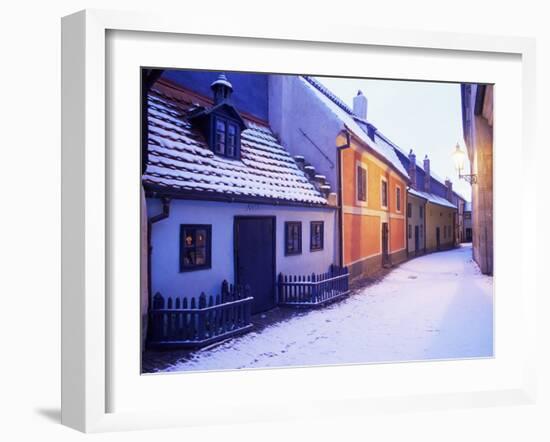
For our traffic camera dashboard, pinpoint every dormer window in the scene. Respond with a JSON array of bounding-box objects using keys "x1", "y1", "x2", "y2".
[
  {"x1": 215, "y1": 118, "x2": 226, "y2": 155},
  {"x1": 213, "y1": 117, "x2": 240, "y2": 158},
  {"x1": 188, "y1": 73, "x2": 246, "y2": 160}
]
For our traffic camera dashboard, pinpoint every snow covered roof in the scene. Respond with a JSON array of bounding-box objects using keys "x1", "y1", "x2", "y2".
[
  {"x1": 301, "y1": 77, "x2": 409, "y2": 179},
  {"x1": 409, "y1": 188, "x2": 457, "y2": 210},
  {"x1": 143, "y1": 84, "x2": 329, "y2": 206}
]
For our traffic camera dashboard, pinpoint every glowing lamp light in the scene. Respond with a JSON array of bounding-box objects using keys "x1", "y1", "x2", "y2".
[
  {"x1": 451, "y1": 142, "x2": 477, "y2": 184},
  {"x1": 452, "y1": 143, "x2": 466, "y2": 172}
]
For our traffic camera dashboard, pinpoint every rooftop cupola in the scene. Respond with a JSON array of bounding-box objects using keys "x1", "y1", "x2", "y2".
[
  {"x1": 353, "y1": 89, "x2": 368, "y2": 120},
  {"x1": 211, "y1": 73, "x2": 233, "y2": 105}
]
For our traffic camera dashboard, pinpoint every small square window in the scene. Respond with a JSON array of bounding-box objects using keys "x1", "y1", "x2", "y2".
[
  {"x1": 180, "y1": 225, "x2": 212, "y2": 271},
  {"x1": 285, "y1": 222, "x2": 302, "y2": 255},
  {"x1": 310, "y1": 221, "x2": 324, "y2": 251}
]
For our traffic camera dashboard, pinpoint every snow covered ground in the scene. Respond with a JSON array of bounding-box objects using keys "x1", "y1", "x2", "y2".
[{"x1": 162, "y1": 244, "x2": 493, "y2": 373}]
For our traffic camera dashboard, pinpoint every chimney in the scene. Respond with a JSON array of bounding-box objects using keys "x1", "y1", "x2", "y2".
[
  {"x1": 423, "y1": 155, "x2": 431, "y2": 192},
  {"x1": 445, "y1": 178, "x2": 453, "y2": 202},
  {"x1": 210, "y1": 73, "x2": 233, "y2": 105},
  {"x1": 353, "y1": 90, "x2": 368, "y2": 120},
  {"x1": 408, "y1": 149, "x2": 417, "y2": 189}
]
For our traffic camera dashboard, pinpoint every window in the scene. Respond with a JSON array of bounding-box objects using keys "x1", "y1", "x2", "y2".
[
  {"x1": 212, "y1": 117, "x2": 240, "y2": 159},
  {"x1": 357, "y1": 165, "x2": 367, "y2": 202},
  {"x1": 214, "y1": 119, "x2": 226, "y2": 155},
  {"x1": 226, "y1": 123, "x2": 237, "y2": 157},
  {"x1": 419, "y1": 206, "x2": 424, "y2": 219},
  {"x1": 381, "y1": 179, "x2": 388, "y2": 208},
  {"x1": 465, "y1": 212, "x2": 471, "y2": 220},
  {"x1": 180, "y1": 225, "x2": 212, "y2": 271},
  {"x1": 408, "y1": 224, "x2": 412, "y2": 239},
  {"x1": 285, "y1": 222, "x2": 302, "y2": 255},
  {"x1": 396, "y1": 187, "x2": 401, "y2": 212},
  {"x1": 407, "y1": 203, "x2": 412, "y2": 218},
  {"x1": 310, "y1": 221, "x2": 324, "y2": 251}
]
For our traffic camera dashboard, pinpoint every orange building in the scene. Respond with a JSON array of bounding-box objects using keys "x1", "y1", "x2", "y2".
[
  {"x1": 339, "y1": 132, "x2": 409, "y2": 277},
  {"x1": 269, "y1": 76, "x2": 411, "y2": 281}
]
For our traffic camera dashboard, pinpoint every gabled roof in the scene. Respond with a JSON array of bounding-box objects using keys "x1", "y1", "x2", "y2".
[
  {"x1": 408, "y1": 188, "x2": 457, "y2": 210},
  {"x1": 143, "y1": 83, "x2": 329, "y2": 206},
  {"x1": 301, "y1": 76, "x2": 409, "y2": 179}
]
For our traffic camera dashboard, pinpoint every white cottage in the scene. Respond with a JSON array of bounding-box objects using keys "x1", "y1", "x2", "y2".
[{"x1": 143, "y1": 74, "x2": 338, "y2": 314}]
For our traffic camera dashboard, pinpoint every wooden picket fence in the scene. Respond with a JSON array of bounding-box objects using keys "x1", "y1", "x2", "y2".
[
  {"x1": 277, "y1": 264, "x2": 350, "y2": 307},
  {"x1": 148, "y1": 281, "x2": 254, "y2": 349}
]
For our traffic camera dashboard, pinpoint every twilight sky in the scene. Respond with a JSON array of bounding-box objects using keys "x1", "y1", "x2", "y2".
[{"x1": 315, "y1": 76, "x2": 472, "y2": 200}]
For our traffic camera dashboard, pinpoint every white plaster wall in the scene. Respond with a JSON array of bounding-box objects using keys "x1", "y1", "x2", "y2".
[
  {"x1": 268, "y1": 75, "x2": 342, "y2": 187},
  {"x1": 147, "y1": 198, "x2": 337, "y2": 299}
]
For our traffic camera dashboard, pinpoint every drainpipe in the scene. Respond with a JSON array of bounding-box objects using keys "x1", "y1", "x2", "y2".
[{"x1": 336, "y1": 130, "x2": 352, "y2": 268}]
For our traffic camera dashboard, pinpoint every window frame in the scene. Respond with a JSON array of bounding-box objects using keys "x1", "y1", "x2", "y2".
[
  {"x1": 284, "y1": 221, "x2": 302, "y2": 256},
  {"x1": 355, "y1": 161, "x2": 368, "y2": 205},
  {"x1": 407, "y1": 202, "x2": 412, "y2": 218},
  {"x1": 310, "y1": 221, "x2": 324, "y2": 252},
  {"x1": 211, "y1": 115, "x2": 241, "y2": 160},
  {"x1": 380, "y1": 176, "x2": 388, "y2": 209},
  {"x1": 179, "y1": 224, "x2": 212, "y2": 272}
]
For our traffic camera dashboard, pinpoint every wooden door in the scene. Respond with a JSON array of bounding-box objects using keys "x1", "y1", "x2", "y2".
[{"x1": 234, "y1": 217, "x2": 276, "y2": 314}]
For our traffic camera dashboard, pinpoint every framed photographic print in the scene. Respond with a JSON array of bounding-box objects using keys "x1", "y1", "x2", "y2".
[{"x1": 61, "y1": 9, "x2": 537, "y2": 433}]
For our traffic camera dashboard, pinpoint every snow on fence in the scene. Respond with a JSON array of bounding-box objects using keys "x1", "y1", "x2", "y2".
[
  {"x1": 148, "y1": 281, "x2": 254, "y2": 349},
  {"x1": 277, "y1": 265, "x2": 350, "y2": 307}
]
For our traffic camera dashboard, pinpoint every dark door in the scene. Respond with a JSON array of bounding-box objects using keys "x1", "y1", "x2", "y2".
[
  {"x1": 234, "y1": 217, "x2": 275, "y2": 314},
  {"x1": 436, "y1": 227, "x2": 441, "y2": 250},
  {"x1": 381, "y1": 222, "x2": 389, "y2": 266},
  {"x1": 414, "y1": 225, "x2": 420, "y2": 254}
]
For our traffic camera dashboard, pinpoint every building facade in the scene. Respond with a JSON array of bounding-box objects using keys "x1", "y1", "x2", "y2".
[
  {"x1": 143, "y1": 74, "x2": 338, "y2": 315},
  {"x1": 269, "y1": 76, "x2": 409, "y2": 281},
  {"x1": 461, "y1": 83, "x2": 493, "y2": 275}
]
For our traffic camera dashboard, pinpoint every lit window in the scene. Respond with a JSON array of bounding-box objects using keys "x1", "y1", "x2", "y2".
[
  {"x1": 180, "y1": 225, "x2": 212, "y2": 271},
  {"x1": 285, "y1": 222, "x2": 302, "y2": 255},
  {"x1": 310, "y1": 221, "x2": 324, "y2": 251}
]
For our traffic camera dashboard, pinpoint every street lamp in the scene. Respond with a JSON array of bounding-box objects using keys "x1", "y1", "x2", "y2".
[{"x1": 452, "y1": 142, "x2": 477, "y2": 184}]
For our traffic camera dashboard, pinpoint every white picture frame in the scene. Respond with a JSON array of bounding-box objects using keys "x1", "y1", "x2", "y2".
[{"x1": 61, "y1": 9, "x2": 537, "y2": 433}]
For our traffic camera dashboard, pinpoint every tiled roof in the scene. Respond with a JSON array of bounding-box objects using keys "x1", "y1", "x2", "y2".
[
  {"x1": 143, "y1": 86, "x2": 329, "y2": 206},
  {"x1": 301, "y1": 76, "x2": 410, "y2": 179},
  {"x1": 409, "y1": 188, "x2": 457, "y2": 210}
]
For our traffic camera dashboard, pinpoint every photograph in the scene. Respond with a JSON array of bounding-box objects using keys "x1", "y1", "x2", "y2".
[{"x1": 140, "y1": 68, "x2": 494, "y2": 374}]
